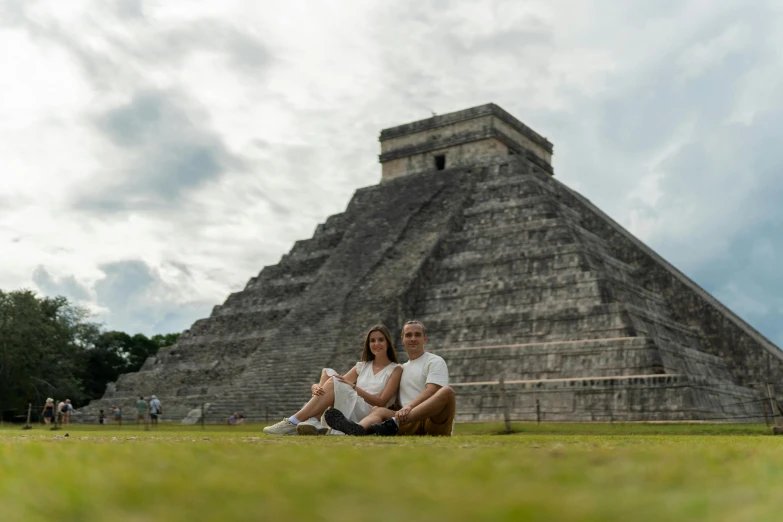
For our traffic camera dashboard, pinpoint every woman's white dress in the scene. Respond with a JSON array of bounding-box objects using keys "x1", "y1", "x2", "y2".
[{"x1": 325, "y1": 361, "x2": 399, "y2": 423}]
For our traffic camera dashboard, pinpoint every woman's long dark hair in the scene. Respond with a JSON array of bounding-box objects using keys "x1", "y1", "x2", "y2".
[{"x1": 361, "y1": 324, "x2": 399, "y2": 363}]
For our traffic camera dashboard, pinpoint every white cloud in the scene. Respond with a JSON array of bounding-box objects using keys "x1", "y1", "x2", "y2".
[{"x1": 678, "y1": 24, "x2": 750, "y2": 80}]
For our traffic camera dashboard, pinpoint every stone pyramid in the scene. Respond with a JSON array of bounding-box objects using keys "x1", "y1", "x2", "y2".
[{"x1": 81, "y1": 104, "x2": 783, "y2": 423}]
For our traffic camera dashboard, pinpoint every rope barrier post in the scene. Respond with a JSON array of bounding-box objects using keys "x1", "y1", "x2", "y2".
[
  {"x1": 54, "y1": 401, "x2": 62, "y2": 431},
  {"x1": 536, "y1": 399, "x2": 541, "y2": 425},
  {"x1": 23, "y1": 403, "x2": 32, "y2": 430},
  {"x1": 201, "y1": 403, "x2": 205, "y2": 430},
  {"x1": 762, "y1": 400, "x2": 771, "y2": 427},
  {"x1": 498, "y1": 376, "x2": 512, "y2": 434}
]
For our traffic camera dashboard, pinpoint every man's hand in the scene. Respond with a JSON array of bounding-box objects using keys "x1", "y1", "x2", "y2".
[
  {"x1": 395, "y1": 406, "x2": 412, "y2": 424},
  {"x1": 311, "y1": 384, "x2": 325, "y2": 396}
]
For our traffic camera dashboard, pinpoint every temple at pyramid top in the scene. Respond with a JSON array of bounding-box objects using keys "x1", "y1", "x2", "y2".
[{"x1": 378, "y1": 103, "x2": 554, "y2": 181}]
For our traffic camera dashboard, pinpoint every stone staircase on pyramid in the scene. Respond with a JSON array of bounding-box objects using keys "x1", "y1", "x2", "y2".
[{"x1": 77, "y1": 104, "x2": 783, "y2": 424}]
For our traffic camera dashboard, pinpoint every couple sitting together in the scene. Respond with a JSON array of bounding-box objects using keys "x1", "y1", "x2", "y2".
[{"x1": 263, "y1": 320, "x2": 456, "y2": 437}]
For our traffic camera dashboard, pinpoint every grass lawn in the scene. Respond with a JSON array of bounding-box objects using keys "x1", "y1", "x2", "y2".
[{"x1": 1, "y1": 421, "x2": 782, "y2": 522}]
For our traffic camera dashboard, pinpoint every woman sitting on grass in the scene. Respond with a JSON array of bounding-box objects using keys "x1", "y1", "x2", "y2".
[{"x1": 263, "y1": 324, "x2": 402, "y2": 436}]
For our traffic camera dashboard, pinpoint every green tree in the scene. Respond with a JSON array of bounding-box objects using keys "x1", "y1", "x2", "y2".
[
  {"x1": 150, "y1": 332, "x2": 180, "y2": 348},
  {"x1": 0, "y1": 290, "x2": 93, "y2": 418},
  {"x1": 0, "y1": 288, "x2": 184, "y2": 415},
  {"x1": 80, "y1": 332, "x2": 130, "y2": 400},
  {"x1": 79, "y1": 330, "x2": 178, "y2": 400}
]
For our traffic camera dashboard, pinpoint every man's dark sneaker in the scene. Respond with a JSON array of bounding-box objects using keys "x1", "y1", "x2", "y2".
[
  {"x1": 371, "y1": 418, "x2": 399, "y2": 436},
  {"x1": 324, "y1": 408, "x2": 366, "y2": 436}
]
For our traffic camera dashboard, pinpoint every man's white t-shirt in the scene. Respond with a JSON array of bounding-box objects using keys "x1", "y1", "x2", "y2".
[{"x1": 399, "y1": 352, "x2": 449, "y2": 406}]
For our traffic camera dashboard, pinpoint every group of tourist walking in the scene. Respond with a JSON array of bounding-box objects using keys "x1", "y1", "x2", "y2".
[
  {"x1": 97, "y1": 396, "x2": 163, "y2": 427},
  {"x1": 263, "y1": 320, "x2": 456, "y2": 437},
  {"x1": 41, "y1": 398, "x2": 73, "y2": 425}
]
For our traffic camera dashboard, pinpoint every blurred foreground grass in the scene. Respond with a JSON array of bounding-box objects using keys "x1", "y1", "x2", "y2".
[{"x1": 1, "y1": 422, "x2": 782, "y2": 522}]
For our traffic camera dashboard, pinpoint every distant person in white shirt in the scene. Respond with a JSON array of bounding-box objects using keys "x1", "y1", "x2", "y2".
[
  {"x1": 325, "y1": 320, "x2": 456, "y2": 436},
  {"x1": 149, "y1": 395, "x2": 163, "y2": 426}
]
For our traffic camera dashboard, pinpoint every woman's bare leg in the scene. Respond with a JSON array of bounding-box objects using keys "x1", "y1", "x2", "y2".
[
  {"x1": 293, "y1": 378, "x2": 335, "y2": 421},
  {"x1": 358, "y1": 407, "x2": 395, "y2": 430}
]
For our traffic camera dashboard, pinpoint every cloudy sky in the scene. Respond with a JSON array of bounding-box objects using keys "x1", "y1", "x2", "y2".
[{"x1": 2, "y1": 0, "x2": 782, "y2": 346}]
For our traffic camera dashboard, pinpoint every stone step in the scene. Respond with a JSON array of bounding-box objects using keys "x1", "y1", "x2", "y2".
[
  {"x1": 475, "y1": 174, "x2": 546, "y2": 194},
  {"x1": 418, "y1": 300, "x2": 631, "y2": 324},
  {"x1": 288, "y1": 229, "x2": 345, "y2": 257},
  {"x1": 623, "y1": 303, "x2": 706, "y2": 345},
  {"x1": 436, "y1": 242, "x2": 637, "y2": 280},
  {"x1": 450, "y1": 374, "x2": 766, "y2": 422},
  {"x1": 418, "y1": 303, "x2": 636, "y2": 349},
  {"x1": 463, "y1": 195, "x2": 582, "y2": 223},
  {"x1": 607, "y1": 278, "x2": 669, "y2": 306},
  {"x1": 436, "y1": 244, "x2": 587, "y2": 275},
  {"x1": 415, "y1": 278, "x2": 605, "y2": 316},
  {"x1": 213, "y1": 301, "x2": 293, "y2": 316},
  {"x1": 187, "y1": 309, "x2": 288, "y2": 338},
  {"x1": 435, "y1": 336, "x2": 732, "y2": 383},
  {"x1": 176, "y1": 329, "x2": 276, "y2": 346},
  {"x1": 449, "y1": 218, "x2": 576, "y2": 244}
]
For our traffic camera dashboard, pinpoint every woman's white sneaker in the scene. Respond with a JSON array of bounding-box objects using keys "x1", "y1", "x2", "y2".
[{"x1": 263, "y1": 418, "x2": 297, "y2": 436}]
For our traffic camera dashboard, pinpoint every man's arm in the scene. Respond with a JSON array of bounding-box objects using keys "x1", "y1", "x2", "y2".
[
  {"x1": 395, "y1": 383, "x2": 441, "y2": 423},
  {"x1": 405, "y1": 383, "x2": 441, "y2": 410}
]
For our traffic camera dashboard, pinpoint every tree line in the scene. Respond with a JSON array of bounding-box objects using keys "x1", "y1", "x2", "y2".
[{"x1": 0, "y1": 289, "x2": 180, "y2": 421}]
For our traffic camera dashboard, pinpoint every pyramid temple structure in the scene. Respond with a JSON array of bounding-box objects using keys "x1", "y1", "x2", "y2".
[{"x1": 80, "y1": 104, "x2": 783, "y2": 423}]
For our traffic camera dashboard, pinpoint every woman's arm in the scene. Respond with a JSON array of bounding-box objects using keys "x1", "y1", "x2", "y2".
[
  {"x1": 338, "y1": 367, "x2": 359, "y2": 385},
  {"x1": 317, "y1": 367, "x2": 359, "y2": 395},
  {"x1": 353, "y1": 366, "x2": 403, "y2": 408}
]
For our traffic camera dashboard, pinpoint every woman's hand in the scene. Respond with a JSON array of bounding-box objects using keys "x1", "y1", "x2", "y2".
[
  {"x1": 311, "y1": 384, "x2": 325, "y2": 396},
  {"x1": 334, "y1": 375, "x2": 354, "y2": 387}
]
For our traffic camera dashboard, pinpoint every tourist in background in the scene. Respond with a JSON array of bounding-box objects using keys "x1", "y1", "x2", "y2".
[
  {"x1": 57, "y1": 399, "x2": 67, "y2": 423},
  {"x1": 263, "y1": 324, "x2": 402, "y2": 436},
  {"x1": 112, "y1": 405, "x2": 122, "y2": 426},
  {"x1": 149, "y1": 395, "x2": 163, "y2": 426},
  {"x1": 41, "y1": 398, "x2": 55, "y2": 425},
  {"x1": 227, "y1": 412, "x2": 245, "y2": 426},
  {"x1": 62, "y1": 399, "x2": 72, "y2": 425},
  {"x1": 135, "y1": 396, "x2": 149, "y2": 427}
]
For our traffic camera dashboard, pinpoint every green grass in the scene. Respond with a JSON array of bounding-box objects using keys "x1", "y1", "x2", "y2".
[{"x1": 1, "y1": 422, "x2": 782, "y2": 522}]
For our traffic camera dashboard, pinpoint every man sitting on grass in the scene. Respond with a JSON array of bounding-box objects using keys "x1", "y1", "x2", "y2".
[{"x1": 325, "y1": 320, "x2": 456, "y2": 436}]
